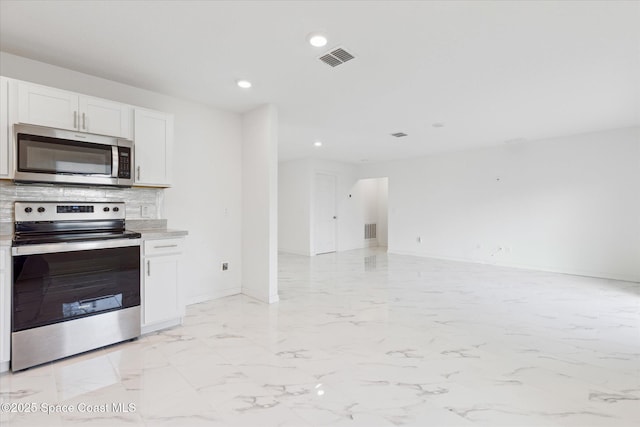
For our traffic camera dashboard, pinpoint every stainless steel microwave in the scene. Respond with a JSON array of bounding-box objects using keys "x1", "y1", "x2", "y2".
[{"x1": 13, "y1": 124, "x2": 134, "y2": 187}]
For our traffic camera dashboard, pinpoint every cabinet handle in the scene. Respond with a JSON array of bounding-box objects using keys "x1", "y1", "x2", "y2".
[
  {"x1": 147, "y1": 260, "x2": 151, "y2": 276},
  {"x1": 73, "y1": 111, "x2": 77, "y2": 128},
  {"x1": 82, "y1": 112, "x2": 86, "y2": 130},
  {"x1": 154, "y1": 244, "x2": 178, "y2": 249},
  {"x1": 137, "y1": 166, "x2": 141, "y2": 181}
]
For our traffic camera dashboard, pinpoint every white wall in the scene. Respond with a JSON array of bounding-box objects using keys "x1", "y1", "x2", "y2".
[
  {"x1": 361, "y1": 128, "x2": 640, "y2": 282},
  {"x1": 376, "y1": 177, "x2": 389, "y2": 247},
  {"x1": 0, "y1": 52, "x2": 244, "y2": 303},
  {"x1": 278, "y1": 158, "x2": 312, "y2": 255},
  {"x1": 359, "y1": 178, "x2": 379, "y2": 225},
  {"x1": 242, "y1": 104, "x2": 279, "y2": 303}
]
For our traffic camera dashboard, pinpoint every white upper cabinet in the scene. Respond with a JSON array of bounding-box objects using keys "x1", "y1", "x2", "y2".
[
  {"x1": 17, "y1": 81, "x2": 131, "y2": 139},
  {"x1": 18, "y1": 82, "x2": 78, "y2": 131},
  {"x1": 79, "y1": 96, "x2": 131, "y2": 139},
  {"x1": 0, "y1": 77, "x2": 10, "y2": 178},
  {"x1": 3, "y1": 78, "x2": 173, "y2": 184},
  {"x1": 134, "y1": 108, "x2": 173, "y2": 187}
]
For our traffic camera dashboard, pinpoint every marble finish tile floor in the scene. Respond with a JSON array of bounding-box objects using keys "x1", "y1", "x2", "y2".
[{"x1": 1, "y1": 247, "x2": 639, "y2": 426}]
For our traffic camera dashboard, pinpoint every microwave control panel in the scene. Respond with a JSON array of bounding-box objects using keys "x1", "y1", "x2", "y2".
[{"x1": 118, "y1": 147, "x2": 131, "y2": 179}]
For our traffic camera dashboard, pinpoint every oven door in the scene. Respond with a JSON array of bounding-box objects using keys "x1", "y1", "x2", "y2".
[
  {"x1": 12, "y1": 239, "x2": 140, "y2": 333},
  {"x1": 13, "y1": 124, "x2": 123, "y2": 186}
]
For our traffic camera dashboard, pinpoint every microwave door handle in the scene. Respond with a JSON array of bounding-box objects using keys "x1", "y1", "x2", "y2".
[{"x1": 112, "y1": 146, "x2": 119, "y2": 178}]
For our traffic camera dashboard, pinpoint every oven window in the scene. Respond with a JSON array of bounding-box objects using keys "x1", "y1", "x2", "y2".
[
  {"x1": 18, "y1": 133, "x2": 112, "y2": 175},
  {"x1": 12, "y1": 246, "x2": 140, "y2": 332}
]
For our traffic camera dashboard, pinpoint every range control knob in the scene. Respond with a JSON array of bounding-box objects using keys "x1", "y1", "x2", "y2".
[
  {"x1": 24, "y1": 207, "x2": 32, "y2": 213},
  {"x1": 103, "y1": 207, "x2": 110, "y2": 212},
  {"x1": 113, "y1": 207, "x2": 120, "y2": 212},
  {"x1": 37, "y1": 207, "x2": 45, "y2": 213}
]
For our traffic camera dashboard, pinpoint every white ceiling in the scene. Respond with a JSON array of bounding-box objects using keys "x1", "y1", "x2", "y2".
[{"x1": 1, "y1": 1, "x2": 638, "y2": 163}]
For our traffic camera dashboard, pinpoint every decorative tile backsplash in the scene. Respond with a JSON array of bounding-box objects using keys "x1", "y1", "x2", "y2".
[{"x1": 0, "y1": 180, "x2": 163, "y2": 233}]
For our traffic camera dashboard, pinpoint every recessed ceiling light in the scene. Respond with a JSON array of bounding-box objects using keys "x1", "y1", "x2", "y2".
[
  {"x1": 236, "y1": 79, "x2": 252, "y2": 89},
  {"x1": 432, "y1": 122, "x2": 444, "y2": 128},
  {"x1": 313, "y1": 141, "x2": 323, "y2": 147},
  {"x1": 307, "y1": 32, "x2": 328, "y2": 47}
]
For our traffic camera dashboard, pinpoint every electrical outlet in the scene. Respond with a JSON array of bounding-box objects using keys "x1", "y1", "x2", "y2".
[
  {"x1": 141, "y1": 205, "x2": 151, "y2": 218},
  {"x1": 222, "y1": 262, "x2": 229, "y2": 271}
]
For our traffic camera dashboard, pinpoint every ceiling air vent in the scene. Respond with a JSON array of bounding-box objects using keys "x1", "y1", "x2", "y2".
[
  {"x1": 391, "y1": 132, "x2": 408, "y2": 138},
  {"x1": 319, "y1": 47, "x2": 356, "y2": 67}
]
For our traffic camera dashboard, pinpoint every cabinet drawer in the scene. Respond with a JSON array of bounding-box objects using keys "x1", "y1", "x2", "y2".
[{"x1": 144, "y1": 238, "x2": 183, "y2": 256}]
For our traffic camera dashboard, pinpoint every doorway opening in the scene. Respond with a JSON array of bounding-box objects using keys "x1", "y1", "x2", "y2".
[
  {"x1": 355, "y1": 177, "x2": 388, "y2": 250},
  {"x1": 311, "y1": 174, "x2": 389, "y2": 256}
]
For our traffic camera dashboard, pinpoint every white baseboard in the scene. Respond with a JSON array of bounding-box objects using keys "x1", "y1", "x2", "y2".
[
  {"x1": 241, "y1": 287, "x2": 279, "y2": 304},
  {"x1": 185, "y1": 287, "x2": 241, "y2": 306},
  {"x1": 389, "y1": 250, "x2": 640, "y2": 283},
  {"x1": 141, "y1": 318, "x2": 182, "y2": 335},
  {"x1": 278, "y1": 248, "x2": 311, "y2": 256}
]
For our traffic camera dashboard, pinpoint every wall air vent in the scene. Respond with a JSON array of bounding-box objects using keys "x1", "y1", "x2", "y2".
[
  {"x1": 319, "y1": 47, "x2": 356, "y2": 67},
  {"x1": 391, "y1": 132, "x2": 408, "y2": 138},
  {"x1": 365, "y1": 223, "x2": 377, "y2": 239}
]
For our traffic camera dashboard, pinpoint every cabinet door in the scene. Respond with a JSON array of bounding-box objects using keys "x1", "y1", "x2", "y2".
[
  {"x1": 18, "y1": 82, "x2": 79, "y2": 130},
  {"x1": 134, "y1": 108, "x2": 173, "y2": 187},
  {"x1": 143, "y1": 255, "x2": 180, "y2": 325},
  {"x1": 0, "y1": 248, "x2": 10, "y2": 364},
  {"x1": 0, "y1": 77, "x2": 9, "y2": 178},
  {"x1": 79, "y1": 96, "x2": 132, "y2": 139}
]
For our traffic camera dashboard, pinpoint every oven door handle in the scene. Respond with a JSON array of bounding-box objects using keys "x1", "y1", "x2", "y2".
[{"x1": 12, "y1": 238, "x2": 141, "y2": 256}]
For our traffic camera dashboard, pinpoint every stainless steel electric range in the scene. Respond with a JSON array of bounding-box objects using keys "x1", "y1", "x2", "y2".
[{"x1": 11, "y1": 201, "x2": 141, "y2": 371}]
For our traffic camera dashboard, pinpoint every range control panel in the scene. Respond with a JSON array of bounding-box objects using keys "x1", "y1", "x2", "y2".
[
  {"x1": 15, "y1": 202, "x2": 126, "y2": 222},
  {"x1": 57, "y1": 205, "x2": 95, "y2": 213}
]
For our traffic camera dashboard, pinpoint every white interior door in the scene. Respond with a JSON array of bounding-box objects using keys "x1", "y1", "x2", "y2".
[{"x1": 314, "y1": 173, "x2": 337, "y2": 254}]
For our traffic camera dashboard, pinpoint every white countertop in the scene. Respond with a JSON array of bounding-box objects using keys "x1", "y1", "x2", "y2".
[{"x1": 131, "y1": 229, "x2": 189, "y2": 239}]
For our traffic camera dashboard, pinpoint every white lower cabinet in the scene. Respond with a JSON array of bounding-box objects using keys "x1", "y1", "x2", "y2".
[
  {"x1": 0, "y1": 246, "x2": 11, "y2": 372},
  {"x1": 141, "y1": 237, "x2": 184, "y2": 334}
]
